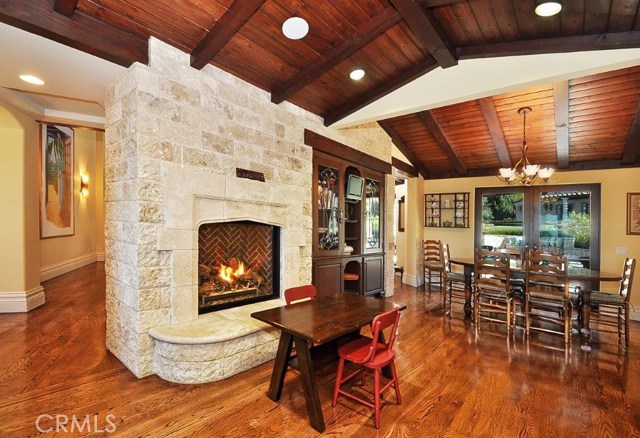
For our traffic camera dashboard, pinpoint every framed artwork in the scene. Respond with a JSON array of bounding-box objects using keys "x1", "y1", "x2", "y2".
[
  {"x1": 40, "y1": 123, "x2": 74, "y2": 238},
  {"x1": 628, "y1": 193, "x2": 640, "y2": 235},
  {"x1": 397, "y1": 196, "x2": 405, "y2": 232}
]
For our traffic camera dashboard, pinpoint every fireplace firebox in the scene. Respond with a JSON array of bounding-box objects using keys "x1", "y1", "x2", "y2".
[{"x1": 198, "y1": 221, "x2": 280, "y2": 314}]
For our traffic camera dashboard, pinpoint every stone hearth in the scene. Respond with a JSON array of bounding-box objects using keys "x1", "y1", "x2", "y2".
[{"x1": 104, "y1": 37, "x2": 395, "y2": 382}]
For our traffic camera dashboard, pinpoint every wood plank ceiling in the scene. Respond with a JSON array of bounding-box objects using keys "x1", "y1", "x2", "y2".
[
  {"x1": 2, "y1": 0, "x2": 640, "y2": 177},
  {"x1": 382, "y1": 66, "x2": 640, "y2": 178}
]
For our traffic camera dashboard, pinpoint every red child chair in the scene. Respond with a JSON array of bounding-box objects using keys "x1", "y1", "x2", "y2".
[
  {"x1": 332, "y1": 307, "x2": 402, "y2": 429},
  {"x1": 284, "y1": 285, "x2": 317, "y2": 305}
]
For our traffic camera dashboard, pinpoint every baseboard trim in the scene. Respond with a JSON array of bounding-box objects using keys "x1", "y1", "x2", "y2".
[
  {"x1": 0, "y1": 286, "x2": 45, "y2": 313},
  {"x1": 40, "y1": 253, "x2": 99, "y2": 282},
  {"x1": 631, "y1": 306, "x2": 640, "y2": 322},
  {"x1": 402, "y1": 274, "x2": 422, "y2": 288},
  {"x1": 96, "y1": 252, "x2": 105, "y2": 262}
]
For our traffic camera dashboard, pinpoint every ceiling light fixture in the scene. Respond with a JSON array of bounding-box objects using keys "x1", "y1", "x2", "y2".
[
  {"x1": 282, "y1": 17, "x2": 309, "y2": 40},
  {"x1": 19, "y1": 74, "x2": 45, "y2": 85},
  {"x1": 497, "y1": 107, "x2": 554, "y2": 186},
  {"x1": 535, "y1": 1, "x2": 563, "y2": 17},
  {"x1": 350, "y1": 69, "x2": 365, "y2": 81}
]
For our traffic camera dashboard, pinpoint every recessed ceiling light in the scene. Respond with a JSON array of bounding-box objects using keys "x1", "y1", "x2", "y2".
[
  {"x1": 350, "y1": 69, "x2": 365, "y2": 81},
  {"x1": 535, "y1": 1, "x2": 562, "y2": 17},
  {"x1": 282, "y1": 17, "x2": 309, "y2": 40},
  {"x1": 19, "y1": 74, "x2": 45, "y2": 86}
]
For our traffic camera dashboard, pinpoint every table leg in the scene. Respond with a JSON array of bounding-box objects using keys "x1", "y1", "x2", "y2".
[
  {"x1": 267, "y1": 332, "x2": 293, "y2": 401},
  {"x1": 463, "y1": 264, "x2": 473, "y2": 317},
  {"x1": 294, "y1": 336, "x2": 325, "y2": 433}
]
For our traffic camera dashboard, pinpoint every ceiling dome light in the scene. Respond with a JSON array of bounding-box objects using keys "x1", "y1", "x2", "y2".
[
  {"x1": 19, "y1": 74, "x2": 45, "y2": 85},
  {"x1": 535, "y1": 1, "x2": 562, "y2": 17},
  {"x1": 282, "y1": 17, "x2": 309, "y2": 40},
  {"x1": 350, "y1": 69, "x2": 365, "y2": 81}
]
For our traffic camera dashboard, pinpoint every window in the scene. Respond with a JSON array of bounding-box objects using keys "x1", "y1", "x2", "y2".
[{"x1": 475, "y1": 184, "x2": 601, "y2": 270}]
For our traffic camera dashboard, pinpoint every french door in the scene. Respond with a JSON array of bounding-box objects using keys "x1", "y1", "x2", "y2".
[{"x1": 474, "y1": 184, "x2": 601, "y2": 270}]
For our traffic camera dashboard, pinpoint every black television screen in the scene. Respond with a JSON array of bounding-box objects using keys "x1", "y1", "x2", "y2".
[{"x1": 346, "y1": 175, "x2": 364, "y2": 201}]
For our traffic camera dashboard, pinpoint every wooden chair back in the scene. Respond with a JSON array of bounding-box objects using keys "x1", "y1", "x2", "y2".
[
  {"x1": 284, "y1": 285, "x2": 317, "y2": 305},
  {"x1": 423, "y1": 239, "x2": 441, "y2": 267},
  {"x1": 474, "y1": 248, "x2": 511, "y2": 291},
  {"x1": 498, "y1": 244, "x2": 528, "y2": 264},
  {"x1": 526, "y1": 249, "x2": 569, "y2": 299},
  {"x1": 440, "y1": 243, "x2": 452, "y2": 274},
  {"x1": 353, "y1": 308, "x2": 400, "y2": 365},
  {"x1": 620, "y1": 257, "x2": 636, "y2": 302}
]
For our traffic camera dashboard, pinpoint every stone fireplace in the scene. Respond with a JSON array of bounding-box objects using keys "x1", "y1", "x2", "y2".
[
  {"x1": 104, "y1": 37, "x2": 395, "y2": 383},
  {"x1": 198, "y1": 221, "x2": 280, "y2": 313}
]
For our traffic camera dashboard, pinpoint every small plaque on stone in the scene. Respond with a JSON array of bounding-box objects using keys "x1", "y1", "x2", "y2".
[{"x1": 236, "y1": 168, "x2": 265, "y2": 182}]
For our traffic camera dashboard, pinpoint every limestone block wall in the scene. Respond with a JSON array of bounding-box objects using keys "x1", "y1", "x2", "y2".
[{"x1": 104, "y1": 37, "x2": 395, "y2": 378}]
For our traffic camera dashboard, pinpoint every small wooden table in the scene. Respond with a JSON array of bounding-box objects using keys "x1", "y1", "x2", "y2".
[{"x1": 251, "y1": 294, "x2": 406, "y2": 432}]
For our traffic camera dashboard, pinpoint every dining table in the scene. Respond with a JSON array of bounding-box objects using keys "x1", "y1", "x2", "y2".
[
  {"x1": 449, "y1": 256, "x2": 621, "y2": 320},
  {"x1": 251, "y1": 293, "x2": 406, "y2": 433}
]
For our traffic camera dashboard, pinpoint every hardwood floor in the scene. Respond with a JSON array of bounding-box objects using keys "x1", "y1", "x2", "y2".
[{"x1": 1, "y1": 263, "x2": 638, "y2": 436}]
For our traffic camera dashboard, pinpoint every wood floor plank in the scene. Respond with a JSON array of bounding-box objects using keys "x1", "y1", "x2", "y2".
[{"x1": 0, "y1": 263, "x2": 638, "y2": 436}]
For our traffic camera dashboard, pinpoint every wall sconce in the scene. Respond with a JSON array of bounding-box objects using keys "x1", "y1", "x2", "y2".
[{"x1": 80, "y1": 172, "x2": 89, "y2": 198}]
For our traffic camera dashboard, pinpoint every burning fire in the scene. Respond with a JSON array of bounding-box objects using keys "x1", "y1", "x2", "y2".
[{"x1": 218, "y1": 261, "x2": 246, "y2": 283}]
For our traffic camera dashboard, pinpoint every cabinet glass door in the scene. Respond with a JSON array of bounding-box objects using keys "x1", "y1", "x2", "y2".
[
  {"x1": 316, "y1": 164, "x2": 340, "y2": 252},
  {"x1": 365, "y1": 178, "x2": 381, "y2": 250}
]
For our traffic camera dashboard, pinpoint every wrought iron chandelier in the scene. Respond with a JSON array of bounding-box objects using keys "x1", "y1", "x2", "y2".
[{"x1": 497, "y1": 107, "x2": 554, "y2": 186}]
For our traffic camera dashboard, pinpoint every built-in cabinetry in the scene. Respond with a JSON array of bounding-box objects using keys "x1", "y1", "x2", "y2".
[
  {"x1": 425, "y1": 192, "x2": 470, "y2": 228},
  {"x1": 312, "y1": 151, "x2": 385, "y2": 297}
]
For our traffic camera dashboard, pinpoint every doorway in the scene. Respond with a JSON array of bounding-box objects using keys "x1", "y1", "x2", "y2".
[{"x1": 474, "y1": 184, "x2": 601, "y2": 270}]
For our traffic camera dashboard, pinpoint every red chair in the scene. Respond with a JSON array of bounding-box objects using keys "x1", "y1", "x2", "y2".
[
  {"x1": 284, "y1": 285, "x2": 317, "y2": 305},
  {"x1": 332, "y1": 308, "x2": 402, "y2": 429}
]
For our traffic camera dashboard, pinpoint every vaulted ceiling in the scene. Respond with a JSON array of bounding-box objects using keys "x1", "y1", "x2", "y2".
[{"x1": 2, "y1": 0, "x2": 640, "y2": 176}]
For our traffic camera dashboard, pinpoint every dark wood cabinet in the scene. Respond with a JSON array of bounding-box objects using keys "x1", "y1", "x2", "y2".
[
  {"x1": 312, "y1": 152, "x2": 386, "y2": 296},
  {"x1": 313, "y1": 259, "x2": 343, "y2": 298},
  {"x1": 363, "y1": 256, "x2": 384, "y2": 296},
  {"x1": 312, "y1": 255, "x2": 384, "y2": 297}
]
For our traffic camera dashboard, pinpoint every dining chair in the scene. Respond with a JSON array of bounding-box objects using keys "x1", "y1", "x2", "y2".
[
  {"x1": 474, "y1": 248, "x2": 514, "y2": 333},
  {"x1": 284, "y1": 284, "x2": 317, "y2": 305},
  {"x1": 423, "y1": 239, "x2": 443, "y2": 291},
  {"x1": 332, "y1": 308, "x2": 402, "y2": 429},
  {"x1": 498, "y1": 246, "x2": 527, "y2": 326},
  {"x1": 581, "y1": 257, "x2": 636, "y2": 346},
  {"x1": 283, "y1": 285, "x2": 318, "y2": 372},
  {"x1": 525, "y1": 249, "x2": 572, "y2": 345},
  {"x1": 441, "y1": 243, "x2": 467, "y2": 315}
]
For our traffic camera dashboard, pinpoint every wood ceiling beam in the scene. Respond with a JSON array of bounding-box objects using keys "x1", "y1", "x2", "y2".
[
  {"x1": 272, "y1": 8, "x2": 401, "y2": 104},
  {"x1": 418, "y1": 111, "x2": 468, "y2": 175},
  {"x1": 389, "y1": 0, "x2": 457, "y2": 68},
  {"x1": 477, "y1": 97, "x2": 512, "y2": 168},
  {"x1": 622, "y1": 96, "x2": 640, "y2": 164},
  {"x1": 323, "y1": 58, "x2": 438, "y2": 126},
  {"x1": 191, "y1": 0, "x2": 266, "y2": 69},
  {"x1": 458, "y1": 31, "x2": 640, "y2": 59},
  {"x1": 553, "y1": 81, "x2": 570, "y2": 169},
  {"x1": 392, "y1": 157, "x2": 419, "y2": 178},
  {"x1": 378, "y1": 120, "x2": 430, "y2": 178},
  {"x1": 53, "y1": 0, "x2": 79, "y2": 17},
  {"x1": 0, "y1": 0, "x2": 147, "y2": 66},
  {"x1": 304, "y1": 130, "x2": 392, "y2": 174}
]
